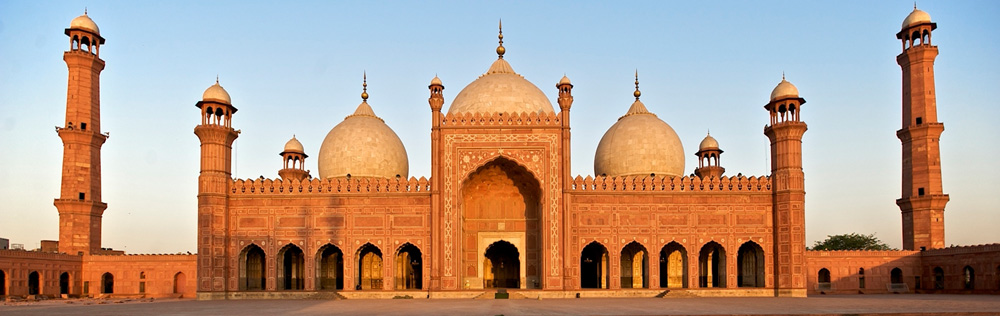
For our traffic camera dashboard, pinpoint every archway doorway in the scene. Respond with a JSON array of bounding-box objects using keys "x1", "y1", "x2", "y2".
[
  {"x1": 278, "y1": 244, "x2": 305, "y2": 290},
  {"x1": 933, "y1": 267, "x2": 944, "y2": 289},
  {"x1": 0, "y1": 269, "x2": 5, "y2": 296},
  {"x1": 395, "y1": 243, "x2": 422, "y2": 290},
  {"x1": 316, "y1": 244, "x2": 344, "y2": 290},
  {"x1": 737, "y1": 241, "x2": 765, "y2": 287},
  {"x1": 461, "y1": 158, "x2": 540, "y2": 289},
  {"x1": 101, "y1": 272, "x2": 114, "y2": 294},
  {"x1": 620, "y1": 242, "x2": 648, "y2": 288},
  {"x1": 357, "y1": 243, "x2": 383, "y2": 290},
  {"x1": 963, "y1": 266, "x2": 975, "y2": 290},
  {"x1": 581, "y1": 242, "x2": 609, "y2": 289},
  {"x1": 698, "y1": 242, "x2": 726, "y2": 288},
  {"x1": 484, "y1": 241, "x2": 520, "y2": 288},
  {"x1": 659, "y1": 242, "x2": 687, "y2": 288},
  {"x1": 173, "y1": 272, "x2": 186, "y2": 294},
  {"x1": 28, "y1": 271, "x2": 40, "y2": 295},
  {"x1": 240, "y1": 244, "x2": 266, "y2": 291},
  {"x1": 891, "y1": 267, "x2": 903, "y2": 284},
  {"x1": 59, "y1": 272, "x2": 70, "y2": 295}
]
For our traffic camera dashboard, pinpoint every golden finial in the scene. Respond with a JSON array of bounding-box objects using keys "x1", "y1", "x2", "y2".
[
  {"x1": 215, "y1": 75, "x2": 219, "y2": 84},
  {"x1": 914, "y1": 2, "x2": 917, "y2": 10},
  {"x1": 782, "y1": 71, "x2": 786, "y2": 81},
  {"x1": 633, "y1": 69, "x2": 641, "y2": 100},
  {"x1": 361, "y1": 72, "x2": 369, "y2": 102},
  {"x1": 497, "y1": 19, "x2": 505, "y2": 59}
]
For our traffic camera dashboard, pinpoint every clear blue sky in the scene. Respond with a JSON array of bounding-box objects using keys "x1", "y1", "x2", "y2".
[{"x1": 1, "y1": 1, "x2": 997, "y2": 253}]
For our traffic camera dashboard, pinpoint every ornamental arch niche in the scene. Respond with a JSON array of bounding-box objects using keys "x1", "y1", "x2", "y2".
[
  {"x1": 580, "y1": 241, "x2": 609, "y2": 289},
  {"x1": 316, "y1": 244, "x2": 344, "y2": 290},
  {"x1": 278, "y1": 244, "x2": 305, "y2": 290},
  {"x1": 659, "y1": 242, "x2": 688, "y2": 288},
  {"x1": 461, "y1": 157, "x2": 541, "y2": 289},
  {"x1": 239, "y1": 244, "x2": 266, "y2": 291},
  {"x1": 395, "y1": 243, "x2": 422, "y2": 290},
  {"x1": 737, "y1": 241, "x2": 765, "y2": 287},
  {"x1": 698, "y1": 241, "x2": 726, "y2": 288},
  {"x1": 620, "y1": 241, "x2": 649, "y2": 289},
  {"x1": 357, "y1": 243, "x2": 383, "y2": 290}
]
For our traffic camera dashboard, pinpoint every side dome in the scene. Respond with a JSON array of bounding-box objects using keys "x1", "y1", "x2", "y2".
[
  {"x1": 595, "y1": 95, "x2": 685, "y2": 178},
  {"x1": 902, "y1": 8, "x2": 931, "y2": 28},
  {"x1": 699, "y1": 134, "x2": 719, "y2": 151},
  {"x1": 447, "y1": 58, "x2": 555, "y2": 115},
  {"x1": 202, "y1": 80, "x2": 232, "y2": 104},
  {"x1": 70, "y1": 14, "x2": 100, "y2": 35},
  {"x1": 317, "y1": 101, "x2": 408, "y2": 179},
  {"x1": 770, "y1": 77, "x2": 799, "y2": 101},
  {"x1": 283, "y1": 136, "x2": 304, "y2": 154}
]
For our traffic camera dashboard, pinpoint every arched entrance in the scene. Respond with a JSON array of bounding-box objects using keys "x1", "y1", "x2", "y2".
[
  {"x1": 28, "y1": 271, "x2": 40, "y2": 295},
  {"x1": 395, "y1": 243, "x2": 422, "y2": 290},
  {"x1": 891, "y1": 267, "x2": 903, "y2": 284},
  {"x1": 737, "y1": 241, "x2": 765, "y2": 287},
  {"x1": 59, "y1": 272, "x2": 70, "y2": 295},
  {"x1": 659, "y1": 242, "x2": 687, "y2": 288},
  {"x1": 0, "y1": 269, "x2": 6, "y2": 296},
  {"x1": 698, "y1": 242, "x2": 726, "y2": 288},
  {"x1": 173, "y1": 272, "x2": 186, "y2": 295},
  {"x1": 240, "y1": 244, "x2": 266, "y2": 291},
  {"x1": 818, "y1": 268, "x2": 831, "y2": 283},
  {"x1": 278, "y1": 244, "x2": 305, "y2": 290},
  {"x1": 963, "y1": 266, "x2": 975, "y2": 289},
  {"x1": 580, "y1": 242, "x2": 609, "y2": 289},
  {"x1": 461, "y1": 158, "x2": 540, "y2": 289},
  {"x1": 933, "y1": 266, "x2": 944, "y2": 289},
  {"x1": 620, "y1": 242, "x2": 648, "y2": 288},
  {"x1": 484, "y1": 241, "x2": 520, "y2": 288},
  {"x1": 357, "y1": 243, "x2": 383, "y2": 290},
  {"x1": 101, "y1": 272, "x2": 114, "y2": 294},
  {"x1": 316, "y1": 244, "x2": 344, "y2": 290}
]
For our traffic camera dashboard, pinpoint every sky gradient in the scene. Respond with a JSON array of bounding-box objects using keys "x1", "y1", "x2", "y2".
[{"x1": 1, "y1": 1, "x2": 998, "y2": 253}]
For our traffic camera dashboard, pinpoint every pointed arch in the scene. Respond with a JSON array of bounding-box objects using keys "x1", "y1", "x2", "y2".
[
  {"x1": 59, "y1": 272, "x2": 70, "y2": 295},
  {"x1": 173, "y1": 272, "x2": 186, "y2": 295},
  {"x1": 620, "y1": 241, "x2": 648, "y2": 288},
  {"x1": 891, "y1": 267, "x2": 903, "y2": 284},
  {"x1": 659, "y1": 241, "x2": 688, "y2": 288},
  {"x1": 580, "y1": 241, "x2": 609, "y2": 289},
  {"x1": 316, "y1": 243, "x2": 344, "y2": 290},
  {"x1": 963, "y1": 266, "x2": 975, "y2": 290},
  {"x1": 277, "y1": 244, "x2": 305, "y2": 290},
  {"x1": 28, "y1": 271, "x2": 41, "y2": 295},
  {"x1": 698, "y1": 241, "x2": 726, "y2": 288},
  {"x1": 395, "y1": 243, "x2": 422, "y2": 290},
  {"x1": 357, "y1": 243, "x2": 383, "y2": 290},
  {"x1": 483, "y1": 240, "x2": 520, "y2": 288},
  {"x1": 737, "y1": 241, "x2": 765, "y2": 287},
  {"x1": 100, "y1": 272, "x2": 113, "y2": 294},
  {"x1": 239, "y1": 243, "x2": 266, "y2": 291}
]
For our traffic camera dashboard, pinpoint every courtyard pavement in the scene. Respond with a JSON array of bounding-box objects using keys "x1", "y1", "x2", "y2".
[{"x1": 2, "y1": 294, "x2": 999, "y2": 315}]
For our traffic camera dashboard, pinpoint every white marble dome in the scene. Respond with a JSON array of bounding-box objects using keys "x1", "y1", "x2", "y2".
[
  {"x1": 447, "y1": 58, "x2": 555, "y2": 115},
  {"x1": 594, "y1": 99, "x2": 685, "y2": 178},
  {"x1": 770, "y1": 78, "x2": 799, "y2": 101},
  {"x1": 70, "y1": 14, "x2": 100, "y2": 35},
  {"x1": 317, "y1": 101, "x2": 408, "y2": 179},
  {"x1": 902, "y1": 8, "x2": 931, "y2": 28},
  {"x1": 699, "y1": 134, "x2": 720, "y2": 151},
  {"x1": 283, "y1": 136, "x2": 304, "y2": 154},
  {"x1": 202, "y1": 81, "x2": 232, "y2": 105}
]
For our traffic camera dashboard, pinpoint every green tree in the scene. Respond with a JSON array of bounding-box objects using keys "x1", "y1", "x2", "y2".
[{"x1": 810, "y1": 233, "x2": 894, "y2": 251}]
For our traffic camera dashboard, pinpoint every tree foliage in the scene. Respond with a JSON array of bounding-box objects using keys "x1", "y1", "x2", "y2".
[{"x1": 810, "y1": 233, "x2": 894, "y2": 251}]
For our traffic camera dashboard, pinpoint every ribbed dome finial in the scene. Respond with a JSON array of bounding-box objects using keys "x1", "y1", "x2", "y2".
[
  {"x1": 633, "y1": 69, "x2": 641, "y2": 100},
  {"x1": 361, "y1": 72, "x2": 369, "y2": 102},
  {"x1": 496, "y1": 19, "x2": 505, "y2": 59}
]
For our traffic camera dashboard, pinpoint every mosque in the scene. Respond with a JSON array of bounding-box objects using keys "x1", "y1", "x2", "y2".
[{"x1": 0, "y1": 7, "x2": 997, "y2": 300}]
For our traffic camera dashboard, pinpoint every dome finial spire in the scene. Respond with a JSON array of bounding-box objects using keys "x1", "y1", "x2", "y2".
[
  {"x1": 633, "y1": 69, "x2": 641, "y2": 100},
  {"x1": 85, "y1": 7, "x2": 87, "y2": 15},
  {"x1": 215, "y1": 75, "x2": 219, "y2": 84},
  {"x1": 914, "y1": 2, "x2": 917, "y2": 10},
  {"x1": 361, "y1": 71, "x2": 369, "y2": 102},
  {"x1": 782, "y1": 71, "x2": 785, "y2": 81},
  {"x1": 496, "y1": 19, "x2": 505, "y2": 59}
]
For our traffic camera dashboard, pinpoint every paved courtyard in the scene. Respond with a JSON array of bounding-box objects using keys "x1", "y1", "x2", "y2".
[{"x1": 2, "y1": 294, "x2": 999, "y2": 315}]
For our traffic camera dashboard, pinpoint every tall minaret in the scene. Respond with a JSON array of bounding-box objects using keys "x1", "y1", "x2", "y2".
[
  {"x1": 763, "y1": 75, "x2": 807, "y2": 297},
  {"x1": 194, "y1": 79, "x2": 239, "y2": 296},
  {"x1": 55, "y1": 12, "x2": 108, "y2": 256},
  {"x1": 895, "y1": 6, "x2": 948, "y2": 251}
]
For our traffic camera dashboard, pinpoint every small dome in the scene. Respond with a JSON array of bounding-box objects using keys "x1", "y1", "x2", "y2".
[
  {"x1": 202, "y1": 80, "x2": 232, "y2": 105},
  {"x1": 447, "y1": 58, "x2": 555, "y2": 115},
  {"x1": 699, "y1": 134, "x2": 720, "y2": 151},
  {"x1": 283, "y1": 136, "x2": 304, "y2": 154},
  {"x1": 559, "y1": 75, "x2": 571, "y2": 85},
  {"x1": 770, "y1": 77, "x2": 799, "y2": 101},
  {"x1": 902, "y1": 8, "x2": 932, "y2": 28},
  {"x1": 70, "y1": 14, "x2": 100, "y2": 35},
  {"x1": 317, "y1": 101, "x2": 408, "y2": 179},
  {"x1": 430, "y1": 76, "x2": 443, "y2": 86},
  {"x1": 594, "y1": 99, "x2": 685, "y2": 178}
]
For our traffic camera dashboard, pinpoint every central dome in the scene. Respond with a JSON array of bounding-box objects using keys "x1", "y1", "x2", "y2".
[
  {"x1": 317, "y1": 98, "x2": 408, "y2": 179},
  {"x1": 447, "y1": 58, "x2": 554, "y2": 115},
  {"x1": 594, "y1": 92, "x2": 685, "y2": 178}
]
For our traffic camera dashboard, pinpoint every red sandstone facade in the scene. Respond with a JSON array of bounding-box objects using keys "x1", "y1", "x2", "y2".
[{"x1": 1, "y1": 9, "x2": 998, "y2": 301}]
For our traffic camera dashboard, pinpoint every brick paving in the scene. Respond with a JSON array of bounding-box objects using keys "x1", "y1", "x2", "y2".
[{"x1": 2, "y1": 294, "x2": 999, "y2": 315}]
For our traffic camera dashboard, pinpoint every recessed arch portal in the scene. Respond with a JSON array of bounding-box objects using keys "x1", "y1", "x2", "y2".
[
  {"x1": 483, "y1": 240, "x2": 520, "y2": 289},
  {"x1": 357, "y1": 243, "x2": 383, "y2": 290},
  {"x1": 933, "y1": 266, "x2": 944, "y2": 289},
  {"x1": 101, "y1": 272, "x2": 113, "y2": 294},
  {"x1": 395, "y1": 243, "x2": 422, "y2": 290},
  {"x1": 963, "y1": 266, "x2": 975, "y2": 289},
  {"x1": 28, "y1": 271, "x2": 41, "y2": 295},
  {"x1": 278, "y1": 244, "x2": 305, "y2": 290},
  {"x1": 59, "y1": 272, "x2": 70, "y2": 295},
  {"x1": 659, "y1": 242, "x2": 687, "y2": 288},
  {"x1": 580, "y1": 241, "x2": 609, "y2": 289},
  {"x1": 620, "y1": 241, "x2": 648, "y2": 288},
  {"x1": 737, "y1": 241, "x2": 765, "y2": 287},
  {"x1": 0, "y1": 269, "x2": 6, "y2": 296},
  {"x1": 173, "y1": 272, "x2": 186, "y2": 295},
  {"x1": 316, "y1": 244, "x2": 344, "y2": 290},
  {"x1": 698, "y1": 242, "x2": 726, "y2": 288},
  {"x1": 239, "y1": 244, "x2": 266, "y2": 291}
]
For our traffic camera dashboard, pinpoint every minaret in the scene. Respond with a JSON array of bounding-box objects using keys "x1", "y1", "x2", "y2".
[
  {"x1": 694, "y1": 133, "x2": 725, "y2": 178},
  {"x1": 278, "y1": 136, "x2": 310, "y2": 181},
  {"x1": 427, "y1": 74, "x2": 444, "y2": 290},
  {"x1": 895, "y1": 6, "x2": 947, "y2": 251},
  {"x1": 763, "y1": 75, "x2": 807, "y2": 297},
  {"x1": 55, "y1": 12, "x2": 108, "y2": 256},
  {"x1": 194, "y1": 78, "x2": 239, "y2": 296}
]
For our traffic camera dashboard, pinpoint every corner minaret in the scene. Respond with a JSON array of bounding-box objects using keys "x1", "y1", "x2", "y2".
[
  {"x1": 194, "y1": 78, "x2": 239, "y2": 296},
  {"x1": 895, "y1": 6, "x2": 947, "y2": 251},
  {"x1": 763, "y1": 75, "x2": 807, "y2": 297},
  {"x1": 55, "y1": 12, "x2": 108, "y2": 256}
]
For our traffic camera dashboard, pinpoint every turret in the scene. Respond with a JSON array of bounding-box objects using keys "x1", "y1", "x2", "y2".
[
  {"x1": 278, "y1": 136, "x2": 310, "y2": 181},
  {"x1": 694, "y1": 133, "x2": 725, "y2": 178}
]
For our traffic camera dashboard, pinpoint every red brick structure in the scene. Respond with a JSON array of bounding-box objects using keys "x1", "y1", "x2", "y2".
[{"x1": 1, "y1": 8, "x2": 998, "y2": 301}]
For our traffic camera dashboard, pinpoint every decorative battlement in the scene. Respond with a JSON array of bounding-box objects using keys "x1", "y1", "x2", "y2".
[
  {"x1": 230, "y1": 176, "x2": 431, "y2": 195},
  {"x1": 806, "y1": 249, "x2": 921, "y2": 257},
  {"x1": 567, "y1": 175, "x2": 770, "y2": 192},
  {"x1": 441, "y1": 111, "x2": 561, "y2": 127},
  {"x1": 921, "y1": 243, "x2": 1000, "y2": 256}
]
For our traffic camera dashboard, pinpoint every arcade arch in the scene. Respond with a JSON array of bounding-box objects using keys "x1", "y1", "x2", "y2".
[
  {"x1": 580, "y1": 241, "x2": 609, "y2": 289},
  {"x1": 659, "y1": 242, "x2": 687, "y2": 288}
]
